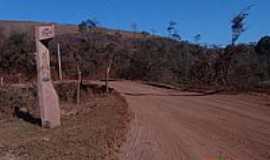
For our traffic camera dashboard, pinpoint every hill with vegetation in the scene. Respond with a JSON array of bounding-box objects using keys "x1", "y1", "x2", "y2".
[{"x1": 0, "y1": 19, "x2": 269, "y2": 91}]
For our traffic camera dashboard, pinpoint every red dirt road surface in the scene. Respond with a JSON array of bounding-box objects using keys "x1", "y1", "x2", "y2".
[{"x1": 110, "y1": 81, "x2": 270, "y2": 160}]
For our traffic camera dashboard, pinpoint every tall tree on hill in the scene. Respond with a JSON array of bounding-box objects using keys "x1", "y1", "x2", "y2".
[
  {"x1": 130, "y1": 23, "x2": 138, "y2": 33},
  {"x1": 231, "y1": 5, "x2": 254, "y2": 45},
  {"x1": 130, "y1": 23, "x2": 138, "y2": 39},
  {"x1": 167, "y1": 21, "x2": 181, "y2": 41},
  {"x1": 79, "y1": 18, "x2": 98, "y2": 33},
  {"x1": 214, "y1": 5, "x2": 255, "y2": 86},
  {"x1": 150, "y1": 28, "x2": 157, "y2": 35},
  {"x1": 194, "y1": 34, "x2": 201, "y2": 44}
]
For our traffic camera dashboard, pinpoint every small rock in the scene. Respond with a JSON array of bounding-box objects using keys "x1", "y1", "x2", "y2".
[{"x1": 42, "y1": 137, "x2": 50, "y2": 142}]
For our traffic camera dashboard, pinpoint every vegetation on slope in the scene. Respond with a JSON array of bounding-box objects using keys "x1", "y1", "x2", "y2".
[{"x1": 0, "y1": 17, "x2": 269, "y2": 90}]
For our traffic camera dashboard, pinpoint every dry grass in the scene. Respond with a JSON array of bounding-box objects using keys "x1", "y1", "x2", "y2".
[{"x1": 0, "y1": 82, "x2": 132, "y2": 160}]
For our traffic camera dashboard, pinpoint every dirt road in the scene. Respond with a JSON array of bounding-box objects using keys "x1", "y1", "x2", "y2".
[{"x1": 110, "y1": 81, "x2": 270, "y2": 160}]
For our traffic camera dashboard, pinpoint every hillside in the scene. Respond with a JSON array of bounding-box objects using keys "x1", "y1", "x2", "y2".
[
  {"x1": 0, "y1": 20, "x2": 269, "y2": 91},
  {"x1": 0, "y1": 20, "x2": 79, "y2": 36},
  {"x1": 0, "y1": 20, "x2": 143, "y2": 38}
]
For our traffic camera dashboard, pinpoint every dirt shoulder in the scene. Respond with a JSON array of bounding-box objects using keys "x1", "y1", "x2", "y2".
[{"x1": 0, "y1": 83, "x2": 132, "y2": 160}]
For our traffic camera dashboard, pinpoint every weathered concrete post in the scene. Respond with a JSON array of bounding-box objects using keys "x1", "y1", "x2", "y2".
[{"x1": 35, "y1": 25, "x2": 61, "y2": 128}]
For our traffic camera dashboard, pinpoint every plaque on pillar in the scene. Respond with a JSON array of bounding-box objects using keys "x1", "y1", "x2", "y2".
[{"x1": 35, "y1": 25, "x2": 61, "y2": 128}]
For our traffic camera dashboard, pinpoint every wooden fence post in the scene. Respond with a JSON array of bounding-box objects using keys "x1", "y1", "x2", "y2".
[
  {"x1": 0, "y1": 77, "x2": 3, "y2": 86},
  {"x1": 57, "y1": 43, "x2": 63, "y2": 80},
  {"x1": 76, "y1": 66, "x2": 82, "y2": 105},
  {"x1": 105, "y1": 65, "x2": 111, "y2": 94}
]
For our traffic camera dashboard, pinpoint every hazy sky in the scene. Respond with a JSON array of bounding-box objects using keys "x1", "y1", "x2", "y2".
[{"x1": 0, "y1": 0, "x2": 269, "y2": 45}]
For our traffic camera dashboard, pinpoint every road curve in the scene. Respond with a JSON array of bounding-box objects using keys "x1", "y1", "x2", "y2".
[{"x1": 110, "y1": 81, "x2": 270, "y2": 160}]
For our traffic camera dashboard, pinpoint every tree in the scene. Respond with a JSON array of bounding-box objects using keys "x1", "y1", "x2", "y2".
[
  {"x1": 102, "y1": 32, "x2": 124, "y2": 94},
  {"x1": 130, "y1": 23, "x2": 138, "y2": 33},
  {"x1": 255, "y1": 36, "x2": 270, "y2": 80},
  {"x1": 231, "y1": 5, "x2": 254, "y2": 45},
  {"x1": 213, "y1": 5, "x2": 255, "y2": 86},
  {"x1": 194, "y1": 34, "x2": 201, "y2": 43},
  {"x1": 0, "y1": 27, "x2": 5, "y2": 48},
  {"x1": 255, "y1": 36, "x2": 270, "y2": 56},
  {"x1": 167, "y1": 21, "x2": 181, "y2": 41},
  {"x1": 167, "y1": 21, "x2": 176, "y2": 35},
  {"x1": 141, "y1": 31, "x2": 150, "y2": 37},
  {"x1": 130, "y1": 23, "x2": 138, "y2": 39},
  {"x1": 150, "y1": 28, "x2": 157, "y2": 35},
  {"x1": 0, "y1": 32, "x2": 35, "y2": 74},
  {"x1": 79, "y1": 18, "x2": 98, "y2": 33}
]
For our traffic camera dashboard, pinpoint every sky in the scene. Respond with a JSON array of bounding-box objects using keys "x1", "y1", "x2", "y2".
[{"x1": 0, "y1": 0, "x2": 269, "y2": 45}]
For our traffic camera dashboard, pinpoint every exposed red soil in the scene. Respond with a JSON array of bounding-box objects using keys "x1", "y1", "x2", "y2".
[{"x1": 110, "y1": 81, "x2": 270, "y2": 160}]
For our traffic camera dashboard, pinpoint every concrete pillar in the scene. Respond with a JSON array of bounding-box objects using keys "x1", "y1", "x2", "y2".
[{"x1": 35, "y1": 25, "x2": 61, "y2": 128}]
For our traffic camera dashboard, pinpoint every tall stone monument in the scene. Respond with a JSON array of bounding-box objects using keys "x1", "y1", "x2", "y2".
[{"x1": 35, "y1": 25, "x2": 61, "y2": 128}]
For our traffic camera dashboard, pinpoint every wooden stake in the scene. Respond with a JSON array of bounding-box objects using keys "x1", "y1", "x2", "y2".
[
  {"x1": 0, "y1": 77, "x2": 3, "y2": 86},
  {"x1": 76, "y1": 66, "x2": 82, "y2": 105},
  {"x1": 105, "y1": 63, "x2": 111, "y2": 94},
  {"x1": 57, "y1": 43, "x2": 63, "y2": 80}
]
